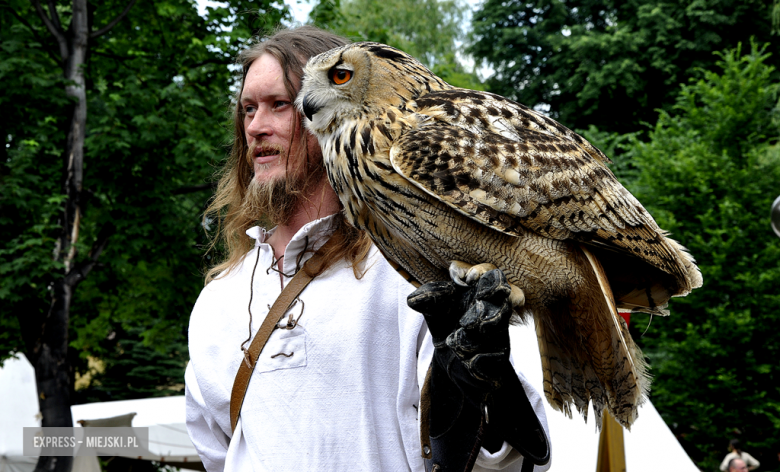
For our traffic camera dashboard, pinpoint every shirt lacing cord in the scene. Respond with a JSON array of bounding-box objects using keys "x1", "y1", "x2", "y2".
[{"x1": 241, "y1": 235, "x2": 311, "y2": 367}]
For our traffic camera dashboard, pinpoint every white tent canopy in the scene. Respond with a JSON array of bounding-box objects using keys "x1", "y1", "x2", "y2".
[
  {"x1": 0, "y1": 354, "x2": 39, "y2": 472},
  {"x1": 0, "y1": 355, "x2": 99, "y2": 472},
  {"x1": 509, "y1": 320, "x2": 700, "y2": 471},
  {"x1": 71, "y1": 396, "x2": 199, "y2": 464}
]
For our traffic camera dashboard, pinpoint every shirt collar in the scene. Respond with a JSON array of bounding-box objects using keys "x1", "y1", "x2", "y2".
[{"x1": 245, "y1": 214, "x2": 339, "y2": 276}]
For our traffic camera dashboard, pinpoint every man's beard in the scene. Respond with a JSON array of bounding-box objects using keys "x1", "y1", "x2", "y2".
[{"x1": 238, "y1": 142, "x2": 326, "y2": 227}]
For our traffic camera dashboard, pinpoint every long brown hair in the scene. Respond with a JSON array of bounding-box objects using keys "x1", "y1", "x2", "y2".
[{"x1": 204, "y1": 26, "x2": 372, "y2": 284}]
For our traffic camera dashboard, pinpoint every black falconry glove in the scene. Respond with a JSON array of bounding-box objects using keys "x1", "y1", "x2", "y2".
[{"x1": 408, "y1": 269, "x2": 551, "y2": 472}]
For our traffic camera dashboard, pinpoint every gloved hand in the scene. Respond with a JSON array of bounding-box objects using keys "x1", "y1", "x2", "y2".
[{"x1": 408, "y1": 269, "x2": 550, "y2": 472}]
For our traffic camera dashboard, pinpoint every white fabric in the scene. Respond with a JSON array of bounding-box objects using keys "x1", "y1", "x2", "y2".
[
  {"x1": 0, "y1": 354, "x2": 40, "y2": 472},
  {"x1": 508, "y1": 317, "x2": 700, "y2": 472},
  {"x1": 185, "y1": 215, "x2": 550, "y2": 471},
  {"x1": 0, "y1": 354, "x2": 102, "y2": 472},
  {"x1": 71, "y1": 396, "x2": 199, "y2": 462}
]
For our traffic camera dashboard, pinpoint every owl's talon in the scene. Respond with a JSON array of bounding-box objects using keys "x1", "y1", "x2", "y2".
[
  {"x1": 509, "y1": 285, "x2": 525, "y2": 308},
  {"x1": 449, "y1": 261, "x2": 472, "y2": 286},
  {"x1": 449, "y1": 261, "x2": 525, "y2": 308},
  {"x1": 465, "y1": 263, "x2": 499, "y2": 284},
  {"x1": 449, "y1": 261, "x2": 500, "y2": 286}
]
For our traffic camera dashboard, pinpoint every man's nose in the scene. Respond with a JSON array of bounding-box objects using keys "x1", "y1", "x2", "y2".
[{"x1": 246, "y1": 112, "x2": 273, "y2": 137}]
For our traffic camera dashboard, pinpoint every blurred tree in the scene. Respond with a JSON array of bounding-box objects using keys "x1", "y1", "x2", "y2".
[
  {"x1": 0, "y1": 1, "x2": 287, "y2": 470},
  {"x1": 308, "y1": 0, "x2": 344, "y2": 30},
  {"x1": 470, "y1": 0, "x2": 779, "y2": 134},
  {"x1": 592, "y1": 43, "x2": 780, "y2": 470},
  {"x1": 308, "y1": 0, "x2": 485, "y2": 89}
]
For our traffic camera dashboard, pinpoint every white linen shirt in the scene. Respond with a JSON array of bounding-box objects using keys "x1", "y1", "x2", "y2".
[{"x1": 185, "y1": 215, "x2": 551, "y2": 471}]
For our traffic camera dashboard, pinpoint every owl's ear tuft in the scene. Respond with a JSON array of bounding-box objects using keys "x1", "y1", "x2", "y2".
[{"x1": 367, "y1": 45, "x2": 407, "y2": 62}]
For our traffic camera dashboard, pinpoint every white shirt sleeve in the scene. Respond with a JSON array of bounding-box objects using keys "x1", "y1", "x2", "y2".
[
  {"x1": 185, "y1": 363, "x2": 230, "y2": 472},
  {"x1": 743, "y1": 452, "x2": 760, "y2": 467},
  {"x1": 475, "y1": 441, "x2": 523, "y2": 470},
  {"x1": 720, "y1": 452, "x2": 733, "y2": 471}
]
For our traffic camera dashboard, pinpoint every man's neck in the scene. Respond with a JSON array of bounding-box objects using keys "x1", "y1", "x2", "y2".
[{"x1": 265, "y1": 179, "x2": 340, "y2": 261}]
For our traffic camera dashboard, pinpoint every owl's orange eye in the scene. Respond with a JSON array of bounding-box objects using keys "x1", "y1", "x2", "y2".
[{"x1": 329, "y1": 68, "x2": 352, "y2": 85}]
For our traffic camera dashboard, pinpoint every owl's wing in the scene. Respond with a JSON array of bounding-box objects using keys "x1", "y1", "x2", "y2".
[{"x1": 390, "y1": 88, "x2": 688, "y2": 281}]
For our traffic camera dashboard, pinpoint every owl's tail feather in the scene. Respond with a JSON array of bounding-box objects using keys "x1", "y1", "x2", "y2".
[
  {"x1": 536, "y1": 320, "x2": 601, "y2": 424},
  {"x1": 583, "y1": 245, "x2": 649, "y2": 427},
  {"x1": 537, "y1": 246, "x2": 650, "y2": 429}
]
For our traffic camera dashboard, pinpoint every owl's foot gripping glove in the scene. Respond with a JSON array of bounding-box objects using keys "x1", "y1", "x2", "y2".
[{"x1": 408, "y1": 269, "x2": 550, "y2": 472}]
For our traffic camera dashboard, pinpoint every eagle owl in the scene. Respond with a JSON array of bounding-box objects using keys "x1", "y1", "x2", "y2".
[{"x1": 297, "y1": 42, "x2": 702, "y2": 427}]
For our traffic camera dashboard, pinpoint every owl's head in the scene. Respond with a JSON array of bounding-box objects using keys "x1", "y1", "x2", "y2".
[{"x1": 297, "y1": 42, "x2": 450, "y2": 136}]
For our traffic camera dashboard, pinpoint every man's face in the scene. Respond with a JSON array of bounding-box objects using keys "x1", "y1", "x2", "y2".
[
  {"x1": 241, "y1": 53, "x2": 320, "y2": 184},
  {"x1": 729, "y1": 459, "x2": 748, "y2": 472}
]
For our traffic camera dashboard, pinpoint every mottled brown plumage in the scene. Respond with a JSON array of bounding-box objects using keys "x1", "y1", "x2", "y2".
[{"x1": 298, "y1": 42, "x2": 702, "y2": 427}]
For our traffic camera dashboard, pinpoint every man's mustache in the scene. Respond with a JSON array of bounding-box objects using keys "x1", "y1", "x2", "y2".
[{"x1": 246, "y1": 141, "x2": 286, "y2": 166}]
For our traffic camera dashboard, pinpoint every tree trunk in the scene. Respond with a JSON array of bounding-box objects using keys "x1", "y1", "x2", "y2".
[
  {"x1": 28, "y1": 1, "x2": 88, "y2": 471},
  {"x1": 25, "y1": 1, "x2": 134, "y2": 468},
  {"x1": 30, "y1": 280, "x2": 76, "y2": 472}
]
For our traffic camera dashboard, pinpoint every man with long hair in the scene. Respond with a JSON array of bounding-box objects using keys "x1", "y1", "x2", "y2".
[{"x1": 185, "y1": 26, "x2": 550, "y2": 471}]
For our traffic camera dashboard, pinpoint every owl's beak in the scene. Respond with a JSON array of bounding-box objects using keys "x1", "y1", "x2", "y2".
[{"x1": 301, "y1": 94, "x2": 322, "y2": 121}]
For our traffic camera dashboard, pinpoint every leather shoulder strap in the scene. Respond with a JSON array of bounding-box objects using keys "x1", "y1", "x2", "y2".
[{"x1": 229, "y1": 235, "x2": 338, "y2": 433}]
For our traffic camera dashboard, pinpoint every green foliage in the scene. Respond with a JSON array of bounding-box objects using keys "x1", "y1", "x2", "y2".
[
  {"x1": 0, "y1": 0, "x2": 288, "y2": 396},
  {"x1": 308, "y1": 0, "x2": 345, "y2": 30},
  {"x1": 73, "y1": 326, "x2": 189, "y2": 403},
  {"x1": 609, "y1": 43, "x2": 780, "y2": 469},
  {"x1": 0, "y1": 0, "x2": 71, "y2": 362},
  {"x1": 430, "y1": 53, "x2": 486, "y2": 91},
  {"x1": 339, "y1": 0, "x2": 465, "y2": 68},
  {"x1": 470, "y1": 0, "x2": 780, "y2": 134},
  {"x1": 308, "y1": 0, "x2": 484, "y2": 89}
]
